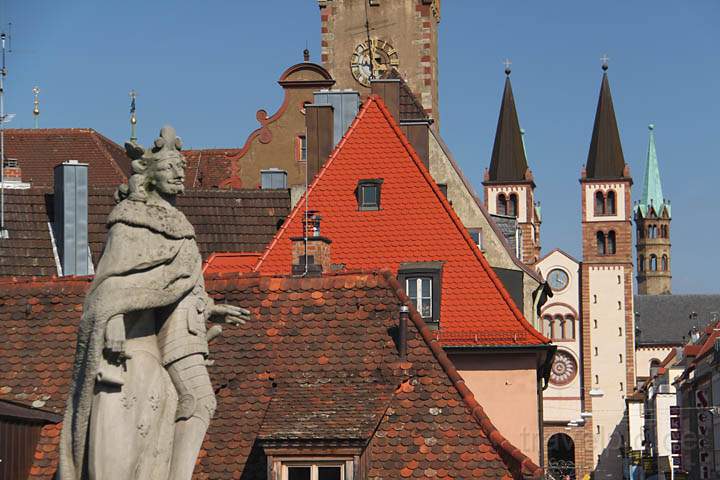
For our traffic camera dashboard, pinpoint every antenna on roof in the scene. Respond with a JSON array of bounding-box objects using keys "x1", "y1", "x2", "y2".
[
  {"x1": 129, "y1": 89, "x2": 137, "y2": 141},
  {"x1": 32, "y1": 86, "x2": 40, "y2": 128},
  {"x1": 0, "y1": 23, "x2": 14, "y2": 239}
]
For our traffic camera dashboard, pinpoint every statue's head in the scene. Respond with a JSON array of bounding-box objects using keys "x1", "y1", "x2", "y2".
[{"x1": 121, "y1": 125, "x2": 186, "y2": 202}]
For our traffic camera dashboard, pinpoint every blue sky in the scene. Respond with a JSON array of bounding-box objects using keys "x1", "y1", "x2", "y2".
[{"x1": 2, "y1": 1, "x2": 718, "y2": 293}]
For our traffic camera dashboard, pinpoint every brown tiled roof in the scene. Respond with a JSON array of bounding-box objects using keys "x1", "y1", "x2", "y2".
[
  {"x1": 183, "y1": 148, "x2": 243, "y2": 189},
  {"x1": 0, "y1": 187, "x2": 290, "y2": 277},
  {"x1": 2, "y1": 270, "x2": 542, "y2": 479},
  {"x1": 3, "y1": 129, "x2": 130, "y2": 186},
  {"x1": 585, "y1": 72, "x2": 627, "y2": 179},
  {"x1": 487, "y1": 76, "x2": 530, "y2": 184}
]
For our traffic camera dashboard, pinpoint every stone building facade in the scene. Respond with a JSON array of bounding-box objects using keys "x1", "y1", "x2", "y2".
[{"x1": 319, "y1": 0, "x2": 441, "y2": 122}]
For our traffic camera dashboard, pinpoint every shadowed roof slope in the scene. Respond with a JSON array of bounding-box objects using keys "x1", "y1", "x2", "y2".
[
  {"x1": 487, "y1": 75, "x2": 530, "y2": 183},
  {"x1": 585, "y1": 71, "x2": 627, "y2": 179},
  {"x1": 254, "y1": 96, "x2": 548, "y2": 347},
  {"x1": 3, "y1": 128, "x2": 131, "y2": 186},
  {"x1": 1, "y1": 271, "x2": 542, "y2": 479},
  {"x1": 635, "y1": 294, "x2": 720, "y2": 346}
]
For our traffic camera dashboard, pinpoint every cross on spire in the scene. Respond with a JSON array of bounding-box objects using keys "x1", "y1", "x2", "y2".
[{"x1": 503, "y1": 58, "x2": 512, "y2": 75}]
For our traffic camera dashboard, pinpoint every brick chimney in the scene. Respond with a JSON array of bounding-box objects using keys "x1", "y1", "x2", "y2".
[
  {"x1": 305, "y1": 103, "x2": 334, "y2": 180},
  {"x1": 291, "y1": 210, "x2": 331, "y2": 276},
  {"x1": 2, "y1": 159, "x2": 22, "y2": 183},
  {"x1": 371, "y1": 79, "x2": 431, "y2": 168}
]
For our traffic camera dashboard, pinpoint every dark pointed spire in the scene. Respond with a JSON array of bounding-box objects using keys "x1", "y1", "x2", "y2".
[
  {"x1": 487, "y1": 68, "x2": 529, "y2": 183},
  {"x1": 585, "y1": 66, "x2": 627, "y2": 179}
]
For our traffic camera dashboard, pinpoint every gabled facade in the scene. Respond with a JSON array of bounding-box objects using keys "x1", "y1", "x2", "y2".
[
  {"x1": 483, "y1": 70, "x2": 541, "y2": 265},
  {"x1": 580, "y1": 66, "x2": 636, "y2": 478},
  {"x1": 635, "y1": 124, "x2": 672, "y2": 295},
  {"x1": 254, "y1": 95, "x2": 553, "y2": 463}
]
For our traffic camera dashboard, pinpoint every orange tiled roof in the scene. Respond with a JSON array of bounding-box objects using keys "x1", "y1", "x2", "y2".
[
  {"x1": 203, "y1": 252, "x2": 261, "y2": 274},
  {"x1": 2, "y1": 270, "x2": 542, "y2": 479},
  {"x1": 254, "y1": 96, "x2": 548, "y2": 347}
]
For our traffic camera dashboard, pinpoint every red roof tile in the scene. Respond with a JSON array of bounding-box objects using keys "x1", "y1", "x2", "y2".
[
  {"x1": 3, "y1": 128, "x2": 130, "y2": 186},
  {"x1": 203, "y1": 252, "x2": 262, "y2": 274},
  {"x1": 254, "y1": 96, "x2": 548, "y2": 347},
  {"x1": 1, "y1": 270, "x2": 541, "y2": 479}
]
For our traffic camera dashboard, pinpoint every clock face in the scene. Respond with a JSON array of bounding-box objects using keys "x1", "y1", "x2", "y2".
[
  {"x1": 547, "y1": 268, "x2": 569, "y2": 291},
  {"x1": 549, "y1": 350, "x2": 578, "y2": 386},
  {"x1": 350, "y1": 38, "x2": 399, "y2": 87}
]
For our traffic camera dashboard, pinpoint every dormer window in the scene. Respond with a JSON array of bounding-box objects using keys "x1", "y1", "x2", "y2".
[
  {"x1": 284, "y1": 462, "x2": 344, "y2": 480},
  {"x1": 398, "y1": 262, "x2": 443, "y2": 325},
  {"x1": 357, "y1": 178, "x2": 383, "y2": 211}
]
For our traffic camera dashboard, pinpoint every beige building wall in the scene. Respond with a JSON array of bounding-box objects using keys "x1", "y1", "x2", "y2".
[
  {"x1": 428, "y1": 128, "x2": 541, "y2": 325},
  {"x1": 450, "y1": 352, "x2": 541, "y2": 463},
  {"x1": 636, "y1": 346, "x2": 673, "y2": 379},
  {"x1": 583, "y1": 182, "x2": 628, "y2": 222},
  {"x1": 627, "y1": 401, "x2": 645, "y2": 450},
  {"x1": 588, "y1": 265, "x2": 633, "y2": 475},
  {"x1": 486, "y1": 185, "x2": 530, "y2": 223},
  {"x1": 537, "y1": 251, "x2": 583, "y2": 423}
]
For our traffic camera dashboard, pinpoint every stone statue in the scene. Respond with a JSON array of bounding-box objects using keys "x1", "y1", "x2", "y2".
[{"x1": 59, "y1": 126, "x2": 249, "y2": 480}]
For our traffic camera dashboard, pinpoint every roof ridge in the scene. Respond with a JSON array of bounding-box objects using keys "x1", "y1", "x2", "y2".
[
  {"x1": 88, "y1": 130, "x2": 128, "y2": 183},
  {"x1": 379, "y1": 270, "x2": 543, "y2": 478},
  {"x1": 368, "y1": 95, "x2": 548, "y2": 345}
]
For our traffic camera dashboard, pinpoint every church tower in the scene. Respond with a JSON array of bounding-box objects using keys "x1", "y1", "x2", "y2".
[
  {"x1": 635, "y1": 124, "x2": 672, "y2": 295},
  {"x1": 483, "y1": 67, "x2": 541, "y2": 264},
  {"x1": 318, "y1": 0, "x2": 441, "y2": 122},
  {"x1": 579, "y1": 63, "x2": 636, "y2": 477}
]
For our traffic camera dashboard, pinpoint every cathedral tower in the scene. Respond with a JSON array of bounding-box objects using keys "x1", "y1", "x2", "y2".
[
  {"x1": 579, "y1": 64, "x2": 636, "y2": 477},
  {"x1": 483, "y1": 67, "x2": 541, "y2": 264},
  {"x1": 635, "y1": 124, "x2": 671, "y2": 295},
  {"x1": 318, "y1": 0, "x2": 440, "y2": 122}
]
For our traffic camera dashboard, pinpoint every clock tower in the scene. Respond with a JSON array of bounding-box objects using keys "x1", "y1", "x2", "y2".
[{"x1": 318, "y1": 0, "x2": 441, "y2": 123}]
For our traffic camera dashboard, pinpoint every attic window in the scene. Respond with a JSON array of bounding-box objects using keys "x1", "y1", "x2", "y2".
[
  {"x1": 284, "y1": 463, "x2": 344, "y2": 480},
  {"x1": 357, "y1": 178, "x2": 383, "y2": 211},
  {"x1": 468, "y1": 228, "x2": 483, "y2": 251},
  {"x1": 398, "y1": 261, "x2": 443, "y2": 325},
  {"x1": 261, "y1": 169, "x2": 288, "y2": 189}
]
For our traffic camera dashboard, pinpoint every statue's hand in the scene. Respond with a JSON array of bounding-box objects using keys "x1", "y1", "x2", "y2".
[
  {"x1": 105, "y1": 314, "x2": 132, "y2": 361},
  {"x1": 209, "y1": 303, "x2": 251, "y2": 326}
]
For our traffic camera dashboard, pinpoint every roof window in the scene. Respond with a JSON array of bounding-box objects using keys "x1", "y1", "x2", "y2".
[{"x1": 356, "y1": 178, "x2": 383, "y2": 211}]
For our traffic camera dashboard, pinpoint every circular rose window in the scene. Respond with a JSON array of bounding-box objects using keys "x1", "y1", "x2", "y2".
[{"x1": 550, "y1": 350, "x2": 578, "y2": 386}]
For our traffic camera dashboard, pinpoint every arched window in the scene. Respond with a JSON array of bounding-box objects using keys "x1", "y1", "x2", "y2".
[
  {"x1": 508, "y1": 193, "x2": 518, "y2": 217},
  {"x1": 595, "y1": 191, "x2": 605, "y2": 215},
  {"x1": 649, "y1": 254, "x2": 658, "y2": 271},
  {"x1": 638, "y1": 255, "x2": 644, "y2": 272},
  {"x1": 662, "y1": 255, "x2": 668, "y2": 271},
  {"x1": 607, "y1": 230, "x2": 616, "y2": 254},
  {"x1": 555, "y1": 314, "x2": 565, "y2": 340},
  {"x1": 637, "y1": 226, "x2": 644, "y2": 239},
  {"x1": 497, "y1": 194, "x2": 507, "y2": 216},
  {"x1": 606, "y1": 190, "x2": 616, "y2": 214},
  {"x1": 661, "y1": 225, "x2": 668, "y2": 238},
  {"x1": 649, "y1": 225, "x2": 657, "y2": 239},
  {"x1": 596, "y1": 231, "x2": 606, "y2": 255},
  {"x1": 543, "y1": 315, "x2": 552, "y2": 337},
  {"x1": 565, "y1": 315, "x2": 576, "y2": 339}
]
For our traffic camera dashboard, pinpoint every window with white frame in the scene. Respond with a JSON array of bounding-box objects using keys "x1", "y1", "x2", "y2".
[
  {"x1": 282, "y1": 461, "x2": 345, "y2": 480},
  {"x1": 407, "y1": 277, "x2": 432, "y2": 319}
]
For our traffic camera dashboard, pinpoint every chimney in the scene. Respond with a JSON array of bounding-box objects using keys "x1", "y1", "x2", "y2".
[
  {"x1": 313, "y1": 90, "x2": 360, "y2": 146},
  {"x1": 305, "y1": 103, "x2": 334, "y2": 180},
  {"x1": 291, "y1": 210, "x2": 332, "y2": 277},
  {"x1": 371, "y1": 79, "x2": 401, "y2": 121},
  {"x1": 399, "y1": 305, "x2": 409, "y2": 361},
  {"x1": 370, "y1": 79, "x2": 431, "y2": 168},
  {"x1": 2, "y1": 159, "x2": 23, "y2": 183},
  {"x1": 53, "y1": 160, "x2": 90, "y2": 276}
]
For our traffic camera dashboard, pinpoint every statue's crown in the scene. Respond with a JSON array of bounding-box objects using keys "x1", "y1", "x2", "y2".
[{"x1": 125, "y1": 125, "x2": 183, "y2": 162}]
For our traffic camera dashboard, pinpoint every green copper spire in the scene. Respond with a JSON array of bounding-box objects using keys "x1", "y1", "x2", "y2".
[{"x1": 637, "y1": 124, "x2": 670, "y2": 218}]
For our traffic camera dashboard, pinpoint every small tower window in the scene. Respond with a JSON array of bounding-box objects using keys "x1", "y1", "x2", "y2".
[
  {"x1": 497, "y1": 193, "x2": 508, "y2": 215},
  {"x1": 356, "y1": 178, "x2": 383, "y2": 211},
  {"x1": 593, "y1": 295, "x2": 598, "y2": 304},
  {"x1": 649, "y1": 254, "x2": 658, "y2": 271},
  {"x1": 607, "y1": 230, "x2": 617, "y2": 254},
  {"x1": 596, "y1": 231, "x2": 606, "y2": 255},
  {"x1": 662, "y1": 255, "x2": 668, "y2": 271},
  {"x1": 565, "y1": 315, "x2": 576, "y2": 339},
  {"x1": 296, "y1": 134, "x2": 308, "y2": 162},
  {"x1": 620, "y1": 382, "x2": 624, "y2": 391},
  {"x1": 508, "y1": 193, "x2": 518, "y2": 217},
  {"x1": 638, "y1": 255, "x2": 644, "y2": 272},
  {"x1": 594, "y1": 319, "x2": 598, "y2": 329},
  {"x1": 595, "y1": 191, "x2": 605, "y2": 215},
  {"x1": 594, "y1": 375, "x2": 599, "y2": 385},
  {"x1": 619, "y1": 354, "x2": 623, "y2": 363},
  {"x1": 618, "y1": 327, "x2": 622, "y2": 336},
  {"x1": 637, "y1": 226, "x2": 644, "y2": 239},
  {"x1": 594, "y1": 347, "x2": 598, "y2": 356},
  {"x1": 606, "y1": 190, "x2": 616, "y2": 214}
]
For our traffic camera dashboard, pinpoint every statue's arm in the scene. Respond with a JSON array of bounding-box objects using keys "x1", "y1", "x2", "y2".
[{"x1": 104, "y1": 314, "x2": 131, "y2": 360}]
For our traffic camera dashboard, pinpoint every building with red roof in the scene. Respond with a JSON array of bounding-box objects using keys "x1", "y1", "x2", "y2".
[
  {"x1": 253, "y1": 95, "x2": 554, "y2": 463},
  {"x1": 0, "y1": 269, "x2": 544, "y2": 479}
]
